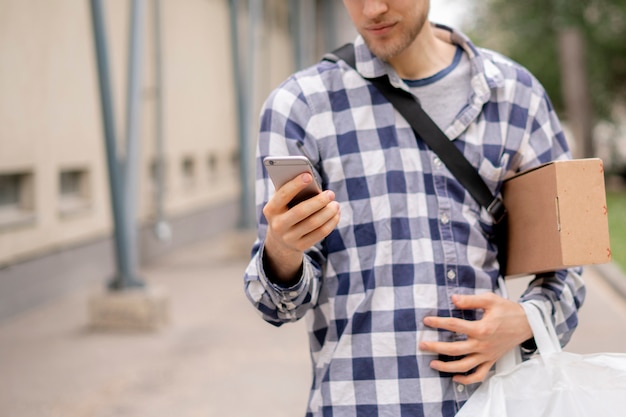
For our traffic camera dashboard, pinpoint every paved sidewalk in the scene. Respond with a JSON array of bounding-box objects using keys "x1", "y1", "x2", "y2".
[{"x1": 1, "y1": 231, "x2": 625, "y2": 417}]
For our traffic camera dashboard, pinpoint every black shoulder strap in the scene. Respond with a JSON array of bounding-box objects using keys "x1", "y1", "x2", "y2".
[{"x1": 323, "y1": 44, "x2": 506, "y2": 224}]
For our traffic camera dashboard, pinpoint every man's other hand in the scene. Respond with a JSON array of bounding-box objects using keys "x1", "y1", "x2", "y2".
[{"x1": 419, "y1": 293, "x2": 533, "y2": 384}]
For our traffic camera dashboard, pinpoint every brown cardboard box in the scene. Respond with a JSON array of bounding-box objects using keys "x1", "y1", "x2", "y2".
[{"x1": 502, "y1": 158, "x2": 611, "y2": 277}]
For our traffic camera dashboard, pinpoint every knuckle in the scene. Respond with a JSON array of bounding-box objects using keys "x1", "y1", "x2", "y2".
[
  {"x1": 448, "y1": 346, "x2": 462, "y2": 356},
  {"x1": 472, "y1": 366, "x2": 489, "y2": 382},
  {"x1": 463, "y1": 374, "x2": 480, "y2": 385},
  {"x1": 294, "y1": 241, "x2": 309, "y2": 252},
  {"x1": 262, "y1": 204, "x2": 272, "y2": 218},
  {"x1": 288, "y1": 203, "x2": 303, "y2": 217},
  {"x1": 458, "y1": 360, "x2": 476, "y2": 374},
  {"x1": 320, "y1": 223, "x2": 334, "y2": 237},
  {"x1": 271, "y1": 217, "x2": 288, "y2": 234},
  {"x1": 474, "y1": 323, "x2": 495, "y2": 339},
  {"x1": 484, "y1": 292, "x2": 498, "y2": 303}
]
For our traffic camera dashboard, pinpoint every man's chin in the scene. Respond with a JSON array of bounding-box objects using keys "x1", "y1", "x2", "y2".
[{"x1": 363, "y1": 40, "x2": 401, "y2": 62}]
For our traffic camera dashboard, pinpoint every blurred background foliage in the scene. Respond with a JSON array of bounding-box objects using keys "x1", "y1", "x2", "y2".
[
  {"x1": 606, "y1": 192, "x2": 626, "y2": 270},
  {"x1": 462, "y1": 0, "x2": 626, "y2": 271},
  {"x1": 467, "y1": 0, "x2": 626, "y2": 121}
]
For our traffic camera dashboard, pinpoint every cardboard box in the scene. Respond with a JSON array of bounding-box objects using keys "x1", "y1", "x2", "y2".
[{"x1": 502, "y1": 158, "x2": 611, "y2": 277}]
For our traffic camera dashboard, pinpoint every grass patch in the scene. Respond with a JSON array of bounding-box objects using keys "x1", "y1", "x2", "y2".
[{"x1": 607, "y1": 191, "x2": 626, "y2": 272}]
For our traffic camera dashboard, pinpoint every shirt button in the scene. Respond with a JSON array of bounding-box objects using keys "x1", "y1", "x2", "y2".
[
  {"x1": 433, "y1": 157, "x2": 442, "y2": 167},
  {"x1": 440, "y1": 213, "x2": 450, "y2": 224},
  {"x1": 447, "y1": 270, "x2": 456, "y2": 280},
  {"x1": 456, "y1": 383, "x2": 465, "y2": 393}
]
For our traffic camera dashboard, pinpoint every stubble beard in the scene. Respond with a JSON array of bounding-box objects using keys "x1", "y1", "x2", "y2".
[{"x1": 361, "y1": 14, "x2": 427, "y2": 62}]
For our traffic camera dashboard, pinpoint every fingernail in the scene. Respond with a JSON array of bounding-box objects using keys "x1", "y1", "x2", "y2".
[
  {"x1": 325, "y1": 190, "x2": 335, "y2": 200},
  {"x1": 301, "y1": 173, "x2": 312, "y2": 183}
]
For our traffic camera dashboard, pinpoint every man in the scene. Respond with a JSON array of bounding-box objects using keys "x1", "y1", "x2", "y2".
[{"x1": 244, "y1": 1, "x2": 586, "y2": 416}]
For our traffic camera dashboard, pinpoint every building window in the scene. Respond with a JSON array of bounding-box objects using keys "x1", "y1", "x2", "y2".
[
  {"x1": 207, "y1": 152, "x2": 218, "y2": 181},
  {"x1": 0, "y1": 175, "x2": 20, "y2": 207},
  {"x1": 181, "y1": 156, "x2": 196, "y2": 187},
  {"x1": 58, "y1": 168, "x2": 91, "y2": 217},
  {"x1": 150, "y1": 158, "x2": 168, "y2": 188},
  {"x1": 230, "y1": 150, "x2": 240, "y2": 171},
  {"x1": 0, "y1": 172, "x2": 35, "y2": 229}
]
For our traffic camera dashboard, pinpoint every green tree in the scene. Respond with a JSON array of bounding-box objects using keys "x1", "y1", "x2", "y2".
[{"x1": 469, "y1": 0, "x2": 626, "y2": 121}]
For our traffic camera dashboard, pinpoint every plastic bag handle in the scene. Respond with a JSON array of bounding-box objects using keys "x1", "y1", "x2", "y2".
[
  {"x1": 496, "y1": 302, "x2": 560, "y2": 374},
  {"x1": 495, "y1": 346, "x2": 520, "y2": 374},
  {"x1": 521, "y1": 302, "x2": 561, "y2": 356}
]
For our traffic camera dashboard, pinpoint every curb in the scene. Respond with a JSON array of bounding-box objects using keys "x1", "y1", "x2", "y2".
[{"x1": 590, "y1": 262, "x2": 626, "y2": 301}]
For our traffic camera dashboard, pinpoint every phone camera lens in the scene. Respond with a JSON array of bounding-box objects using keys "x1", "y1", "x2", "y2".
[{"x1": 268, "y1": 160, "x2": 274, "y2": 165}]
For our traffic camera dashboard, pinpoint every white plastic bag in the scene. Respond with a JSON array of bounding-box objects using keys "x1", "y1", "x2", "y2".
[{"x1": 457, "y1": 303, "x2": 626, "y2": 417}]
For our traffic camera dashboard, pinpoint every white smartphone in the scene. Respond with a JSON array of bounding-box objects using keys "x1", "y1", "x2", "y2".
[{"x1": 263, "y1": 155, "x2": 322, "y2": 208}]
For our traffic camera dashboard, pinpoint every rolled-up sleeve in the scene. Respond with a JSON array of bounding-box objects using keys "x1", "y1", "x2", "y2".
[
  {"x1": 520, "y1": 268, "x2": 586, "y2": 346},
  {"x1": 243, "y1": 75, "x2": 326, "y2": 326},
  {"x1": 244, "y1": 239, "x2": 324, "y2": 325}
]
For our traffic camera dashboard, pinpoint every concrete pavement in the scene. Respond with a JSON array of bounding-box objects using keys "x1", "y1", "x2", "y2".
[{"x1": 1, "y1": 231, "x2": 625, "y2": 417}]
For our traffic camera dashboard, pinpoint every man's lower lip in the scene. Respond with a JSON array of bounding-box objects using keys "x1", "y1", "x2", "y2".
[{"x1": 367, "y1": 24, "x2": 394, "y2": 36}]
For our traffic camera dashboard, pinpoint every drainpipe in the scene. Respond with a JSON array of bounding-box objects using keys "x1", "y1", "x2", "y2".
[
  {"x1": 152, "y1": 0, "x2": 171, "y2": 241},
  {"x1": 295, "y1": 0, "x2": 316, "y2": 69},
  {"x1": 242, "y1": 0, "x2": 262, "y2": 227},
  {"x1": 229, "y1": 0, "x2": 253, "y2": 229},
  {"x1": 115, "y1": 0, "x2": 146, "y2": 290},
  {"x1": 322, "y1": 0, "x2": 337, "y2": 52},
  {"x1": 89, "y1": 0, "x2": 144, "y2": 290},
  {"x1": 289, "y1": 0, "x2": 302, "y2": 70}
]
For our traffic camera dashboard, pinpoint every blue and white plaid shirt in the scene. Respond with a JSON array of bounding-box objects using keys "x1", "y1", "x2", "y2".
[{"x1": 244, "y1": 25, "x2": 585, "y2": 417}]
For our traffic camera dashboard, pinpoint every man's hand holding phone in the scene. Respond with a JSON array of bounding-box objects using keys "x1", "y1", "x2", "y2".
[{"x1": 262, "y1": 166, "x2": 340, "y2": 285}]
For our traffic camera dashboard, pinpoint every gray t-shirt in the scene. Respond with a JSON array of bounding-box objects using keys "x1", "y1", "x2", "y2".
[{"x1": 404, "y1": 45, "x2": 471, "y2": 132}]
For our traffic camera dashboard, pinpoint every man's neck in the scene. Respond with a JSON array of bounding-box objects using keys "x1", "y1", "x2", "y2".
[{"x1": 387, "y1": 24, "x2": 457, "y2": 80}]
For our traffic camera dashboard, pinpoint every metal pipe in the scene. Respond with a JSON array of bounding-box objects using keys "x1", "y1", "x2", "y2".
[
  {"x1": 229, "y1": 0, "x2": 253, "y2": 229},
  {"x1": 152, "y1": 0, "x2": 171, "y2": 242},
  {"x1": 289, "y1": 0, "x2": 302, "y2": 70},
  {"x1": 241, "y1": 0, "x2": 262, "y2": 228},
  {"x1": 308, "y1": 2, "x2": 318, "y2": 66},
  {"x1": 299, "y1": 1, "x2": 316, "y2": 68},
  {"x1": 114, "y1": 0, "x2": 146, "y2": 289},
  {"x1": 89, "y1": 0, "x2": 140, "y2": 289},
  {"x1": 322, "y1": 0, "x2": 337, "y2": 52}
]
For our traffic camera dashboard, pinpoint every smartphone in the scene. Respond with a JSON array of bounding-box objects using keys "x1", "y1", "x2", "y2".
[{"x1": 263, "y1": 156, "x2": 322, "y2": 208}]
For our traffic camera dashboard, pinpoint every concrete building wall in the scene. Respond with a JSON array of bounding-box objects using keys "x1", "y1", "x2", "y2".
[
  {"x1": 0, "y1": 0, "x2": 111, "y2": 264},
  {"x1": 0, "y1": 0, "x2": 296, "y2": 264},
  {"x1": 0, "y1": 0, "x2": 295, "y2": 318}
]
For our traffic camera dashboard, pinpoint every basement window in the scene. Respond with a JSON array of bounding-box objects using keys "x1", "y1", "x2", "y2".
[
  {"x1": 58, "y1": 168, "x2": 91, "y2": 217},
  {"x1": 207, "y1": 152, "x2": 218, "y2": 181},
  {"x1": 0, "y1": 172, "x2": 35, "y2": 229},
  {"x1": 181, "y1": 156, "x2": 196, "y2": 188},
  {"x1": 149, "y1": 158, "x2": 169, "y2": 195}
]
